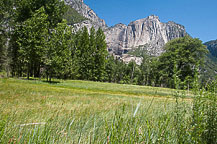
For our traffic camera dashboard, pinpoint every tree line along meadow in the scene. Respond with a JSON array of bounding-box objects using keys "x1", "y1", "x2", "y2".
[{"x1": 0, "y1": 0, "x2": 214, "y2": 89}]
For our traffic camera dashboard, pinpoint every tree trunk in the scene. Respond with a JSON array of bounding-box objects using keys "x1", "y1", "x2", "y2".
[
  {"x1": 46, "y1": 74, "x2": 48, "y2": 82},
  {"x1": 131, "y1": 65, "x2": 135, "y2": 83},
  {"x1": 27, "y1": 69, "x2": 30, "y2": 80},
  {"x1": 49, "y1": 71, "x2": 52, "y2": 83}
]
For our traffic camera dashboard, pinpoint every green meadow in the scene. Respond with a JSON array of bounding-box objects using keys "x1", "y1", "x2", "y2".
[{"x1": 0, "y1": 78, "x2": 215, "y2": 143}]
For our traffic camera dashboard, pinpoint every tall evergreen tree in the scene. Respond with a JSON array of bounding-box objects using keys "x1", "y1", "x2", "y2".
[
  {"x1": 45, "y1": 20, "x2": 73, "y2": 81},
  {"x1": 138, "y1": 53, "x2": 152, "y2": 85},
  {"x1": 94, "y1": 28, "x2": 108, "y2": 81},
  {"x1": 105, "y1": 56, "x2": 116, "y2": 83},
  {"x1": 16, "y1": 7, "x2": 48, "y2": 79},
  {"x1": 0, "y1": 34, "x2": 7, "y2": 72},
  {"x1": 8, "y1": 0, "x2": 66, "y2": 77},
  {"x1": 71, "y1": 30, "x2": 82, "y2": 79},
  {"x1": 89, "y1": 27, "x2": 97, "y2": 80},
  {"x1": 0, "y1": 0, "x2": 14, "y2": 73},
  {"x1": 77, "y1": 26, "x2": 90, "y2": 80},
  {"x1": 114, "y1": 59, "x2": 127, "y2": 83},
  {"x1": 14, "y1": 0, "x2": 66, "y2": 27}
]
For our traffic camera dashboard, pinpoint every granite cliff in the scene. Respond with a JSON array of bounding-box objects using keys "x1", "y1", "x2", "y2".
[
  {"x1": 105, "y1": 16, "x2": 187, "y2": 56},
  {"x1": 65, "y1": 0, "x2": 187, "y2": 57},
  {"x1": 64, "y1": 0, "x2": 107, "y2": 30}
]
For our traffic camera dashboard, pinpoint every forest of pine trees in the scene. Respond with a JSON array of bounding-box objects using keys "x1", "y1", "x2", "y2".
[{"x1": 0, "y1": 0, "x2": 210, "y2": 89}]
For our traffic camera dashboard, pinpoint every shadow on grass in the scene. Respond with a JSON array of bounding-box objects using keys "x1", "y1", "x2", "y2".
[
  {"x1": 19, "y1": 77, "x2": 61, "y2": 84},
  {"x1": 19, "y1": 77, "x2": 38, "y2": 81},
  {"x1": 42, "y1": 80, "x2": 60, "y2": 84}
]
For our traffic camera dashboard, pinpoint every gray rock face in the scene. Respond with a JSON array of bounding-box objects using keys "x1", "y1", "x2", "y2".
[
  {"x1": 64, "y1": 0, "x2": 107, "y2": 30},
  {"x1": 105, "y1": 15, "x2": 188, "y2": 56},
  {"x1": 65, "y1": 1, "x2": 187, "y2": 57}
]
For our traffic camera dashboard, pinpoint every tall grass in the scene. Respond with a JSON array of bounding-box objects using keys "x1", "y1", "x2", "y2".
[
  {"x1": 190, "y1": 80, "x2": 217, "y2": 144},
  {"x1": 0, "y1": 105, "x2": 177, "y2": 143},
  {"x1": 0, "y1": 78, "x2": 216, "y2": 143}
]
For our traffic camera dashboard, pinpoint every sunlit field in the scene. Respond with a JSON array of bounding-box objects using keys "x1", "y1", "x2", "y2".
[{"x1": 0, "y1": 78, "x2": 215, "y2": 143}]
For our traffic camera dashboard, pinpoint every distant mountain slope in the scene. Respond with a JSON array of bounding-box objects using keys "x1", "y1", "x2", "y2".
[
  {"x1": 200, "y1": 40, "x2": 217, "y2": 82},
  {"x1": 64, "y1": 0, "x2": 107, "y2": 30},
  {"x1": 63, "y1": 5, "x2": 87, "y2": 25},
  {"x1": 204, "y1": 39, "x2": 217, "y2": 58},
  {"x1": 201, "y1": 54, "x2": 217, "y2": 81}
]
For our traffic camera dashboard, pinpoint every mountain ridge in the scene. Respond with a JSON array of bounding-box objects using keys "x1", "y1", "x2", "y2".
[
  {"x1": 64, "y1": 0, "x2": 107, "y2": 30},
  {"x1": 64, "y1": 0, "x2": 215, "y2": 62},
  {"x1": 64, "y1": 0, "x2": 188, "y2": 56},
  {"x1": 104, "y1": 15, "x2": 187, "y2": 56}
]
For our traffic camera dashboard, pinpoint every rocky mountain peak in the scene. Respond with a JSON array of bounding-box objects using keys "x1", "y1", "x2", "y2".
[
  {"x1": 111, "y1": 23, "x2": 127, "y2": 29},
  {"x1": 147, "y1": 15, "x2": 160, "y2": 20},
  {"x1": 128, "y1": 15, "x2": 160, "y2": 26},
  {"x1": 65, "y1": 0, "x2": 188, "y2": 57},
  {"x1": 105, "y1": 16, "x2": 188, "y2": 56},
  {"x1": 64, "y1": 0, "x2": 107, "y2": 30}
]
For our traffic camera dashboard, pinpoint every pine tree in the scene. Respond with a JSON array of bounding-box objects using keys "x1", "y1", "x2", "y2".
[
  {"x1": 14, "y1": 0, "x2": 66, "y2": 28},
  {"x1": 0, "y1": 0, "x2": 14, "y2": 73},
  {"x1": 138, "y1": 53, "x2": 152, "y2": 85},
  {"x1": 0, "y1": 34, "x2": 6, "y2": 72},
  {"x1": 89, "y1": 27, "x2": 97, "y2": 80},
  {"x1": 77, "y1": 26, "x2": 90, "y2": 80},
  {"x1": 8, "y1": 0, "x2": 66, "y2": 77},
  {"x1": 16, "y1": 7, "x2": 48, "y2": 79},
  {"x1": 71, "y1": 30, "x2": 82, "y2": 79},
  {"x1": 105, "y1": 56, "x2": 116, "y2": 82},
  {"x1": 114, "y1": 59, "x2": 126, "y2": 83},
  {"x1": 94, "y1": 28, "x2": 108, "y2": 81},
  {"x1": 44, "y1": 20, "x2": 73, "y2": 81}
]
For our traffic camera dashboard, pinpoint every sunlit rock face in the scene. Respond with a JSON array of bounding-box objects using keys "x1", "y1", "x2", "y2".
[
  {"x1": 65, "y1": 1, "x2": 187, "y2": 57},
  {"x1": 64, "y1": 0, "x2": 107, "y2": 31},
  {"x1": 105, "y1": 15, "x2": 188, "y2": 56}
]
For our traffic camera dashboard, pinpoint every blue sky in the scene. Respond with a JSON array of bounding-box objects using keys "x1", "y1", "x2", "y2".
[{"x1": 84, "y1": 0, "x2": 217, "y2": 42}]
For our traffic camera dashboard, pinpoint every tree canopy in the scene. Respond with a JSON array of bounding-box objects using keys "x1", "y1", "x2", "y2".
[{"x1": 158, "y1": 36, "x2": 208, "y2": 88}]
